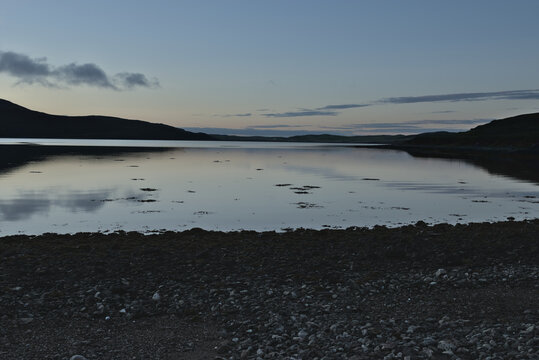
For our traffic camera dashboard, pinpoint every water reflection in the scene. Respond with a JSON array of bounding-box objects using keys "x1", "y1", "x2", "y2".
[
  {"x1": 0, "y1": 142, "x2": 537, "y2": 235},
  {"x1": 0, "y1": 144, "x2": 172, "y2": 175},
  {"x1": 399, "y1": 147, "x2": 539, "y2": 185},
  {"x1": 0, "y1": 190, "x2": 114, "y2": 221}
]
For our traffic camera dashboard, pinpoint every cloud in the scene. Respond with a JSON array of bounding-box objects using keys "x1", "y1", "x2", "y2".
[
  {"x1": 316, "y1": 104, "x2": 370, "y2": 110},
  {"x1": 114, "y1": 72, "x2": 160, "y2": 89},
  {"x1": 260, "y1": 89, "x2": 539, "y2": 119},
  {"x1": 54, "y1": 63, "x2": 114, "y2": 88},
  {"x1": 380, "y1": 89, "x2": 539, "y2": 104},
  {"x1": 183, "y1": 127, "x2": 344, "y2": 137},
  {"x1": 215, "y1": 113, "x2": 252, "y2": 118},
  {"x1": 263, "y1": 110, "x2": 338, "y2": 117},
  {"x1": 407, "y1": 119, "x2": 491, "y2": 125},
  {"x1": 260, "y1": 103, "x2": 369, "y2": 118},
  {"x1": 0, "y1": 52, "x2": 50, "y2": 77},
  {"x1": 246, "y1": 124, "x2": 310, "y2": 129},
  {"x1": 0, "y1": 50, "x2": 159, "y2": 90},
  {"x1": 320, "y1": 118, "x2": 492, "y2": 134}
]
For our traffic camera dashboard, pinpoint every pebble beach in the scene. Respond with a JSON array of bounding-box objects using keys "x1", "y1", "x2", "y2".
[{"x1": 1, "y1": 220, "x2": 538, "y2": 359}]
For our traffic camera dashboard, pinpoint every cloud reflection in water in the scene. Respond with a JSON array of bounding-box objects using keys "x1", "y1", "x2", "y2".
[{"x1": 0, "y1": 190, "x2": 116, "y2": 221}]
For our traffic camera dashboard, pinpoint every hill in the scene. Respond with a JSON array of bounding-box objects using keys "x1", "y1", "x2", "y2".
[
  {"x1": 401, "y1": 112, "x2": 539, "y2": 149},
  {"x1": 0, "y1": 99, "x2": 213, "y2": 140},
  {"x1": 213, "y1": 133, "x2": 414, "y2": 144}
]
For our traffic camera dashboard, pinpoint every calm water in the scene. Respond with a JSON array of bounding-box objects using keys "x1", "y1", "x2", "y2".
[{"x1": 0, "y1": 140, "x2": 537, "y2": 235}]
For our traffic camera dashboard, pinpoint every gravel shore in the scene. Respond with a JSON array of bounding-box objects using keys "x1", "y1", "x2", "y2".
[{"x1": 1, "y1": 220, "x2": 538, "y2": 359}]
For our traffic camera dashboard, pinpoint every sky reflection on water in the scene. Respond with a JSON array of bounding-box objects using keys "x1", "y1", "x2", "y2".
[{"x1": 0, "y1": 142, "x2": 537, "y2": 235}]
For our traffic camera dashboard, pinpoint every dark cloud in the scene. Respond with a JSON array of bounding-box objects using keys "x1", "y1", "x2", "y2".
[
  {"x1": 0, "y1": 51, "x2": 50, "y2": 78},
  {"x1": 408, "y1": 119, "x2": 491, "y2": 125},
  {"x1": 215, "y1": 113, "x2": 252, "y2": 118},
  {"x1": 55, "y1": 63, "x2": 114, "y2": 88},
  {"x1": 247, "y1": 89, "x2": 539, "y2": 119},
  {"x1": 261, "y1": 104, "x2": 368, "y2": 118},
  {"x1": 247, "y1": 124, "x2": 310, "y2": 129},
  {"x1": 263, "y1": 110, "x2": 338, "y2": 118},
  {"x1": 320, "y1": 118, "x2": 492, "y2": 134},
  {"x1": 183, "y1": 127, "x2": 345, "y2": 137},
  {"x1": 317, "y1": 104, "x2": 369, "y2": 110},
  {"x1": 114, "y1": 72, "x2": 160, "y2": 89},
  {"x1": 380, "y1": 89, "x2": 539, "y2": 104},
  {"x1": 0, "y1": 50, "x2": 158, "y2": 90}
]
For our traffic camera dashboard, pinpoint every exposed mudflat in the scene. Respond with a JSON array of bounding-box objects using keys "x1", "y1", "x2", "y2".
[{"x1": 1, "y1": 220, "x2": 538, "y2": 359}]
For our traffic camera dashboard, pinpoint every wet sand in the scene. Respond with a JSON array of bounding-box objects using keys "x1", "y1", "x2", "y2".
[{"x1": 1, "y1": 220, "x2": 538, "y2": 359}]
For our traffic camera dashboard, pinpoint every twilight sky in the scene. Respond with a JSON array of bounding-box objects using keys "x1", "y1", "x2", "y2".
[{"x1": 1, "y1": 0, "x2": 539, "y2": 136}]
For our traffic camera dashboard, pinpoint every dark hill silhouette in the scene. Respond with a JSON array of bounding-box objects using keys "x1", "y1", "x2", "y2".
[
  {"x1": 0, "y1": 99, "x2": 213, "y2": 140},
  {"x1": 403, "y1": 112, "x2": 539, "y2": 149}
]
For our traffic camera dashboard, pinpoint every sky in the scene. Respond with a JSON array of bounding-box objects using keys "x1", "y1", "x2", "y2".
[{"x1": 1, "y1": 0, "x2": 539, "y2": 136}]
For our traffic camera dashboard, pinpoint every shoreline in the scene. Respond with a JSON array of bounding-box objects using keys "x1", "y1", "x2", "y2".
[{"x1": 1, "y1": 219, "x2": 538, "y2": 359}]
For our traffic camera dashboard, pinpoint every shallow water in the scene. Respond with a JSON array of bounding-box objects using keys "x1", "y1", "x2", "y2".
[{"x1": 0, "y1": 140, "x2": 537, "y2": 235}]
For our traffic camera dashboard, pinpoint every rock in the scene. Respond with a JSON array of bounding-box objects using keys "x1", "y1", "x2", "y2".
[
  {"x1": 19, "y1": 317, "x2": 34, "y2": 325},
  {"x1": 438, "y1": 340, "x2": 456, "y2": 352},
  {"x1": 422, "y1": 337, "x2": 436, "y2": 346},
  {"x1": 152, "y1": 292, "x2": 161, "y2": 301},
  {"x1": 240, "y1": 349, "x2": 250, "y2": 359},
  {"x1": 422, "y1": 347, "x2": 434, "y2": 358},
  {"x1": 407, "y1": 325, "x2": 419, "y2": 334},
  {"x1": 70, "y1": 356, "x2": 88, "y2": 360},
  {"x1": 522, "y1": 325, "x2": 535, "y2": 334},
  {"x1": 435, "y1": 269, "x2": 446, "y2": 277}
]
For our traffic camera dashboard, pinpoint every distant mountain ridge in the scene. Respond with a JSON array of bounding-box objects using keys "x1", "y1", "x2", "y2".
[
  {"x1": 1, "y1": 99, "x2": 538, "y2": 149},
  {"x1": 0, "y1": 99, "x2": 213, "y2": 140}
]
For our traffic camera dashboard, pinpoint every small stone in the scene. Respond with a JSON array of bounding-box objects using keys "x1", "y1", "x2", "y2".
[
  {"x1": 70, "y1": 356, "x2": 88, "y2": 360},
  {"x1": 422, "y1": 347, "x2": 434, "y2": 358},
  {"x1": 19, "y1": 318, "x2": 34, "y2": 325},
  {"x1": 522, "y1": 325, "x2": 535, "y2": 334},
  {"x1": 435, "y1": 269, "x2": 446, "y2": 277},
  {"x1": 407, "y1": 325, "x2": 419, "y2": 333},
  {"x1": 152, "y1": 292, "x2": 161, "y2": 301},
  {"x1": 438, "y1": 340, "x2": 455, "y2": 352}
]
